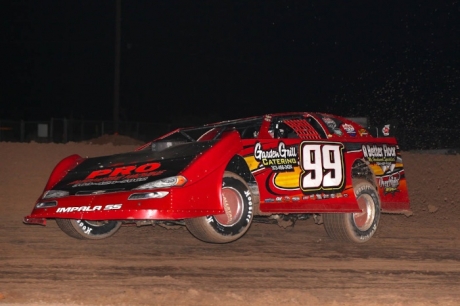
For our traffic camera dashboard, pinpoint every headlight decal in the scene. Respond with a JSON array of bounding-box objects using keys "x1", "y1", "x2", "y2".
[
  {"x1": 134, "y1": 176, "x2": 187, "y2": 190},
  {"x1": 42, "y1": 190, "x2": 69, "y2": 199}
]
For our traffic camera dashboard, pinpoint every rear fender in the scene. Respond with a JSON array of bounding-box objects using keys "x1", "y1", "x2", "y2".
[
  {"x1": 377, "y1": 168, "x2": 410, "y2": 213},
  {"x1": 351, "y1": 158, "x2": 409, "y2": 212}
]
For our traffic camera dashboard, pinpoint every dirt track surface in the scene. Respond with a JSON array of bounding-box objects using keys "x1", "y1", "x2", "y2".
[{"x1": 1, "y1": 138, "x2": 460, "y2": 305}]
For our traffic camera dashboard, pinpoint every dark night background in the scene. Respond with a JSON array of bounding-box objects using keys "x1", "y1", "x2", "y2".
[{"x1": 1, "y1": 1, "x2": 459, "y2": 129}]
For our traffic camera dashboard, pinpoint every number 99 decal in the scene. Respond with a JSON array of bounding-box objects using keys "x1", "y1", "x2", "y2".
[{"x1": 300, "y1": 142, "x2": 345, "y2": 192}]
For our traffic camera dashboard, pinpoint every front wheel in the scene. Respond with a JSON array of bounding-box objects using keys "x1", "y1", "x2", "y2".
[
  {"x1": 185, "y1": 171, "x2": 254, "y2": 243},
  {"x1": 55, "y1": 219, "x2": 122, "y2": 240},
  {"x1": 323, "y1": 179, "x2": 381, "y2": 243}
]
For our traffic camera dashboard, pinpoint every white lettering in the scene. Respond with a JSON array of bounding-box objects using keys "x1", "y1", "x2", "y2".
[{"x1": 254, "y1": 142, "x2": 297, "y2": 161}]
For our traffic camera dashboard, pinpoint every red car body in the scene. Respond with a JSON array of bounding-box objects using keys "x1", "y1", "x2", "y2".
[{"x1": 24, "y1": 113, "x2": 410, "y2": 243}]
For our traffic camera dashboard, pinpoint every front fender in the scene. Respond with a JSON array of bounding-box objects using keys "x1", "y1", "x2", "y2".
[
  {"x1": 178, "y1": 130, "x2": 244, "y2": 211},
  {"x1": 25, "y1": 132, "x2": 245, "y2": 222},
  {"x1": 45, "y1": 154, "x2": 85, "y2": 191}
]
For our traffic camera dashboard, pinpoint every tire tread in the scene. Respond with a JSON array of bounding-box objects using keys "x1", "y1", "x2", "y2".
[
  {"x1": 185, "y1": 171, "x2": 253, "y2": 244},
  {"x1": 323, "y1": 179, "x2": 380, "y2": 243},
  {"x1": 55, "y1": 219, "x2": 86, "y2": 239}
]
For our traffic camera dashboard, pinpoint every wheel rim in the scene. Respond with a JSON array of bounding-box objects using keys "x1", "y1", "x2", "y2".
[
  {"x1": 353, "y1": 194, "x2": 375, "y2": 231},
  {"x1": 214, "y1": 187, "x2": 244, "y2": 226},
  {"x1": 84, "y1": 220, "x2": 109, "y2": 227}
]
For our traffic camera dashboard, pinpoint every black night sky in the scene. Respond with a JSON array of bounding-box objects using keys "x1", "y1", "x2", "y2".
[{"x1": 2, "y1": 1, "x2": 459, "y2": 128}]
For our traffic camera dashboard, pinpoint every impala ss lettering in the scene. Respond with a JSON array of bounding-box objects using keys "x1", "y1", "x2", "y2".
[
  {"x1": 56, "y1": 204, "x2": 122, "y2": 213},
  {"x1": 254, "y1": 142, "x2": 298, "y2": 171}
]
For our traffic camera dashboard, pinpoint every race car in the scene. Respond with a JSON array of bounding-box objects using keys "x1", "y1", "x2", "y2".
[{"x1": 24, "y1": 112, "x2": 410, "y2": 243}]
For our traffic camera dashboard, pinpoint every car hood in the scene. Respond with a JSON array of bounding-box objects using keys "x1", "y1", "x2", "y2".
[{"x1": 50, "y1": 141, "x2": 215, "y2": 195}]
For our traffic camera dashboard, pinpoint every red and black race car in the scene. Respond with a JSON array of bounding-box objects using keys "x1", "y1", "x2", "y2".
[{"x1": 24, "y1": 113, "x2": 410, "y2": 243}]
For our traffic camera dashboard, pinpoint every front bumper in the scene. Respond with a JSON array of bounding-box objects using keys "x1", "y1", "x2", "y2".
[
  {"x1": 24, "y1": 184, "x2": 224, "y2": 223},
  {"x1": 23, "y1": 217, "x2": 47, "y2": 226}
]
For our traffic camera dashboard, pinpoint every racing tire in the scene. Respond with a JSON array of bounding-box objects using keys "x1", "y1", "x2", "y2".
[
  {"x1": 55, "y1": 219, "x2": 122, "y2": 240},
  {"x1": 185, "y1": 171, "x2": 254, "y2": 243},
  {"x1": 323, "y1": 179, "x2": 381, "y2": 243}
]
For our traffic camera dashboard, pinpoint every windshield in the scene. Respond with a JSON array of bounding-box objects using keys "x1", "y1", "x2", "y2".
[{"x1": 143, "y1": 117, "x2": 264, "y2": 152}]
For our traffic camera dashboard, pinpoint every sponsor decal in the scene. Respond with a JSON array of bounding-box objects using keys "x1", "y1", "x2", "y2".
[
  {"x1": 362, "y1": 144, "x2": 397, "y2": 171},
  {"x1": 76, "y1": 220, "x2": 92, "y2": 234},
  {"x1": 219, "y1": 179, "x2": 253, "y2": 225},
  {"x1": 342, "y1": 123, "x2": 356, "y2": 136},
  {"x1": 70, "y1": 171, "x2": 165, "y2": 187},
  {"x1": 378, "y1": 172, "x2": 401, "y2": 195},
  {"x1": 358, "y1": 129, "x2": 368, "y2": 136},
  {"x1": 70, "y1": 163, "x2": 165, "y2": 187},
  {"x1": 244, "y1": 190, "x2": 254, "y2": 223},
  {"x1": 207, "y1": 190, "x2": 253, "y2": 226},
  {"x1": 322, "y1": 117, "x2": 343, "y2": 136},
  {"x1": 264, "y1": 198, "x2": 275, "y2": 203},
  {"x1": 292, "y1": 196, "x2": 300, "y2": 201},
  {"x1": 300, "y1": 193, "x2": 344, "y2": 200},
  {"x1": 284, "y1": 196, "x2": 291, "y2": 202},
  {"x1": 362, "y1": 144, "x2": 396, "y2": 161},
  {"x1": 56, "y1": 204, "x2": 122, "y2": 213},
  {"x1": 322, "y1": 117, "x2": 336, "y2": 129},
  {"x1": 382, "y1": 124, "x2": 390, "y2": 136},
  {"x1": 86, "y1": 163, "x2": 161, "y2": 179},
  {"x1": 275, "y1": 196, "x2": 283, "y2": 202},
  {"x1": 300, "y1": 192, "x2": 345, "y2": 200},
  {"x1": 254, "y1": 142, "x2": 298, "y2": 172}
]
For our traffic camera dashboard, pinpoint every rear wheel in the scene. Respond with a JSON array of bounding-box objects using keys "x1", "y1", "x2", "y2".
[
  {"x1": 323, "y1": 179, "x2": 380, "y2": 243},
  {"x1": 55, "y1": 219, "x2": 122, "y2": 240},
  {"x1": 185, "y1": 171, "x2": 253, "y2": 243}
]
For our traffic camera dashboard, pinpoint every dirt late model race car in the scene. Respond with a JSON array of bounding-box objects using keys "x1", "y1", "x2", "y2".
[{"x1": 24, "y1": 112, "x2": 410, "y2": 243}]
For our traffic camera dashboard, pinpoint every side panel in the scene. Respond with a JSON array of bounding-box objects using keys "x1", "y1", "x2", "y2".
[
  {"x1": 241, "y1": 137, "x2": 410, "y2": 214},
  {"x1": 241, "y1": 139, "x2": 361, "y2": 213}
]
